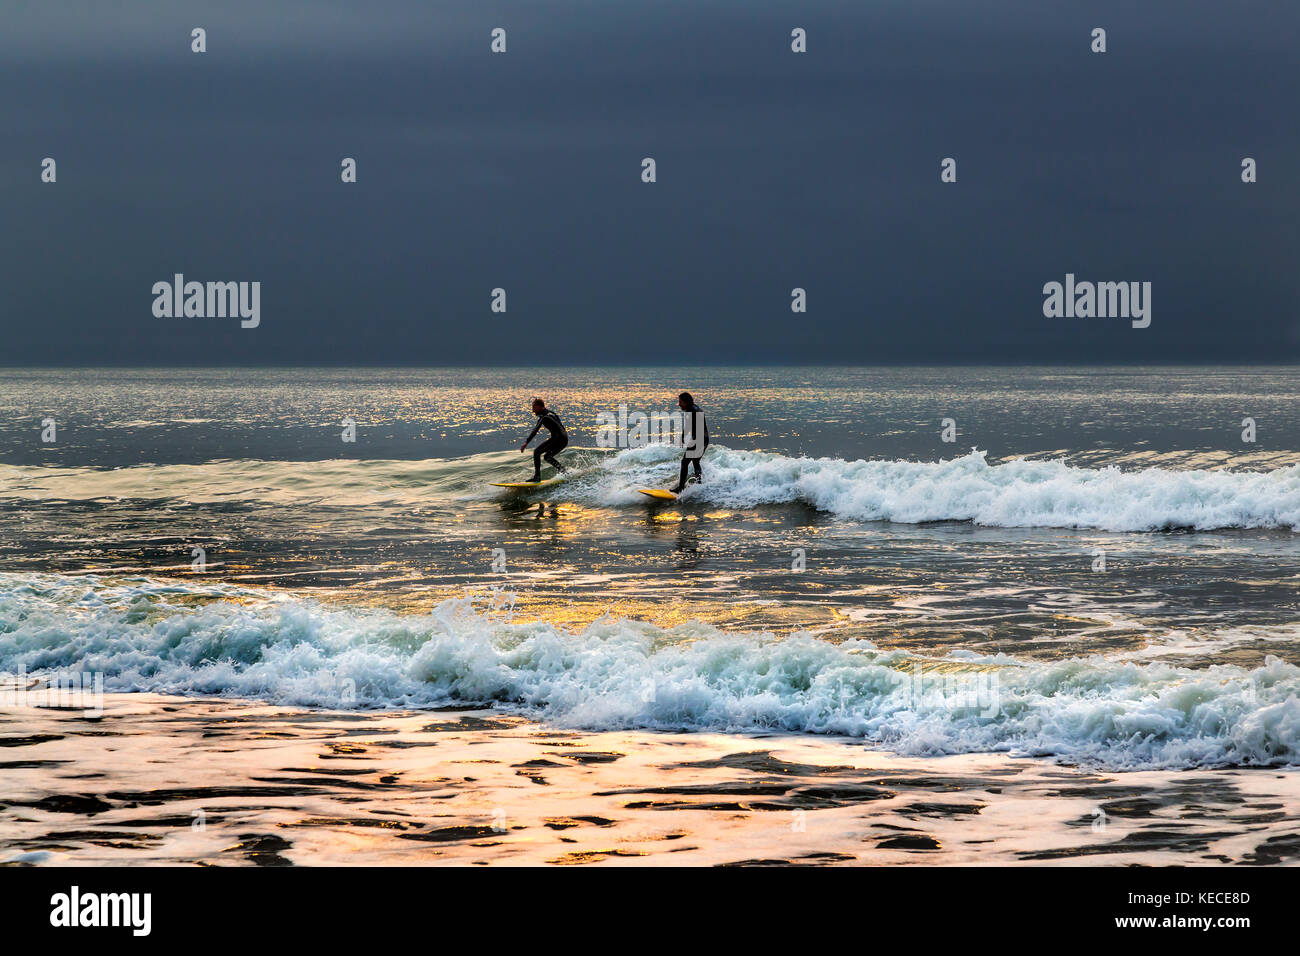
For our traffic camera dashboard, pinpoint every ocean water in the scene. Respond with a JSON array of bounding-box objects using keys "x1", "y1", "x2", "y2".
[{"x1": 3, "y1": 365, "x2": 1300, "y2": 770}]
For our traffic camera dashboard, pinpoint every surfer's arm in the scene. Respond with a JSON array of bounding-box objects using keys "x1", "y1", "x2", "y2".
[{"x1": 522, "y1": 420, "x2": 542, "y2": 447}]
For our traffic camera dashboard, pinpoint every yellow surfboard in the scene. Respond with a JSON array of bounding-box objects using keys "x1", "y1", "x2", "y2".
[{"x1": 637, "y1": 488, "x2": 678, "y2": 500}]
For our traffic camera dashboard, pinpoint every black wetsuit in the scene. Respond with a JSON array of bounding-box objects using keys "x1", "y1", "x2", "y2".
[
  {"x1": 672, "y1": 403, "x2": 709, "y2": 492},
  {"x1": 525, "y1": 409, "x2": 568, "y2": 479}
]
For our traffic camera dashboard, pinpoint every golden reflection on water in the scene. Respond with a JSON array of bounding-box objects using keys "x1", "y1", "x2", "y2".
[
  {"x1": 513, "y1": 596, "x2": 845, "y2": 634},
  {"x1": 325, "y1": 584, "x2": 846, "y2": 636}
]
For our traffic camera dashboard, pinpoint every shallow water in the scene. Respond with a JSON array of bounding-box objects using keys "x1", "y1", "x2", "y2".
[{"x1": 6, "y1": 694, "x2": 1298, "y2": 867}]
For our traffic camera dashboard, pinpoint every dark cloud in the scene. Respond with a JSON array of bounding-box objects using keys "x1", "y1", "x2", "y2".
[{"x1": 1, "y1": 0, "x2": 1296, "y2": 364}]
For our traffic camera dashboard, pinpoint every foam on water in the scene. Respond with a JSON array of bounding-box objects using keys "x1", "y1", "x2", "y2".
[
  {"x1": 3, "y1": 572, "x2": 1297, "y2": 770},
  {"x1": 591, "y1": 446, "x2": 1300, "y2": 532}
]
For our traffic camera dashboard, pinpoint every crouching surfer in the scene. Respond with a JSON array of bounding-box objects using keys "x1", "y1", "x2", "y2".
[{"x1": 520, "y1": 397, "x2": 569, "y2": 482}]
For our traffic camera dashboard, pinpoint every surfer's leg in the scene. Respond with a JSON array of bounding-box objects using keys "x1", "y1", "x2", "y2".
[
  {"x1": 689, "y1": 438, "x2": 707, "y2": 483},
  {"x1": 670, "y1": 455, "x2": 689, "y2": 493},
  {"x1": 533, "y1": 437, "x2": 565, "y2": 479},
  {"x1": 544, "y1": 437, "x2": 569, "y2": 473}
]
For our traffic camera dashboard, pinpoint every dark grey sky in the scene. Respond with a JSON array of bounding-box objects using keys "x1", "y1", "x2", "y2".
[{"x1": 1, "y1": 0, "x2": 1296, "y2": 365}]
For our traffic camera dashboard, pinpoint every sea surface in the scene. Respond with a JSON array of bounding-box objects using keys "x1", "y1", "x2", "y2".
[{"x1": 3, "y1": 366, "x2": 1300, "y2": 772}]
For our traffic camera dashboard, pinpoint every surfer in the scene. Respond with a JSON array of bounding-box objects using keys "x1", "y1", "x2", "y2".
[
  {"x1": 520, "y1": 397, "x2": 568, "y2": 482},
  {"x1": 668, "y1": 391, "x2": 709, "y2": 493}
]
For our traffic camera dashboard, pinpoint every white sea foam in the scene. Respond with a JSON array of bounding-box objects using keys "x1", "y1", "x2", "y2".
[
  {"x1": 3, "y1": 572, "x2": 1297, "y2": 770},
  {"x1": 591, "y1": 446, "x2": 1300, "y2": 532}
]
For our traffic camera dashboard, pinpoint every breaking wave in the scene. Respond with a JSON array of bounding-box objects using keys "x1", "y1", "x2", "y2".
[
  {"x1": 3, "y1": 572, "x2": 1298, "y2": 771},
  {"x1": 587, "y1": 446, "x2": 1300, "y2": 532}
]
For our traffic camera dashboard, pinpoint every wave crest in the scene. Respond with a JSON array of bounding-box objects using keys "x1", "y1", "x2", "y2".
[
  {"x1": 3, "y1": 572, "x2": 1297, "y2": 770},
  {"x1": 594, "y1": 447, "x2": 1300, "y2": 532}
]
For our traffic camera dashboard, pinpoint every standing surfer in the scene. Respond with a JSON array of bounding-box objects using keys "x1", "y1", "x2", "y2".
[
  {"x1": 520, "y1": 397, "x2": 569, "y2": 482},
  {"x1": 669, "y1": 391, "x2": 709, "y2": 493}
]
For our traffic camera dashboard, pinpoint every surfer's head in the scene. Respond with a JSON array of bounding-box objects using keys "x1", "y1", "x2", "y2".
[
  {"x1": 531, "y1": 397, "x2": 545, "y2": 414},
  {"x1": 677, "y1": 391, "x2": 694, "y2": 411}
]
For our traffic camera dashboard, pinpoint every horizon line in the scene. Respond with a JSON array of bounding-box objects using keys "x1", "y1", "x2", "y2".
[{"x1": 5, "y1": 360, "x2": 1300, "y2": 371}]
